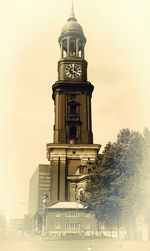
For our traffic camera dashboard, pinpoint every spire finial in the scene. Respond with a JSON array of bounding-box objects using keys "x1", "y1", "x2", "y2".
[
  {"x1": 68, "y1": 0, "x2": 77, "y2": 22},
  {"x1": 70, "y1": 0, "x2": 75, "y2": 18}
]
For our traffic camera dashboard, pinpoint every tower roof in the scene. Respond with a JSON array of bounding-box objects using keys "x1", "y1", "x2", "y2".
[{"x1": 59, "y1": 1, "x2": 86, "y2": 40}]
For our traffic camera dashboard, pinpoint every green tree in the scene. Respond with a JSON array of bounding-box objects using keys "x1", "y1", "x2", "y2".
[
  {"x1": 116, "y1": 129, "x2": 144, "y2": 238},
  {"x1": 81, "y1": 129, "x2": 144, "y2": 239}
]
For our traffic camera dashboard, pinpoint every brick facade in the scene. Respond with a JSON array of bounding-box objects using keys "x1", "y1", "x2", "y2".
[{"x1": 44, "y1": 202, "x2": 98, "y2": 237}]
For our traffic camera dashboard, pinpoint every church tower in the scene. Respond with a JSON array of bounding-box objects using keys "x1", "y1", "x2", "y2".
[{"x1": 47, "y1": 3, "x2": 101, "y2": 205}]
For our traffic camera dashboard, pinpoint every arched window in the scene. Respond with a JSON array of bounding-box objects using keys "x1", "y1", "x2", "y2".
[
  {"x1": 62, "y1": 39, "x2": 67, "y2": 58},
  {"x1": 69, "y1": 38, "x2": 76, "y2": 57},
  {"x1": 78, "y1": 40, "x2": 84, "y2": 58}
]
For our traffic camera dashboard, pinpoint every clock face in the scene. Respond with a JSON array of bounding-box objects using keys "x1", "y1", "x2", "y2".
[{"x1": 65, "y1": 64, "x2": 82, "y2": 79}]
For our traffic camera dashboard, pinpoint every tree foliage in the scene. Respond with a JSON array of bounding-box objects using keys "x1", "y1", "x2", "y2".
[{"x1": 81, "y1": 128, "x2": 145, "y2": 237}]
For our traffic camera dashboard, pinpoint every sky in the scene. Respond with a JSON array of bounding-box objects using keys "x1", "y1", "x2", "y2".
[{"x1": 0, "y1": 0, "x2": 150, "y2": 218}]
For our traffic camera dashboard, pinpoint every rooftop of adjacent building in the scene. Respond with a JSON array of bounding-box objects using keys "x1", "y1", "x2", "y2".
[{"x1": 47, "y1": 201, "x2": 86, "y2": 209}]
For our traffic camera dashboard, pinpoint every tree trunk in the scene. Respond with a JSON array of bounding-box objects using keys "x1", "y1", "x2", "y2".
[
  {"x1": 131, "y1": 211, "x2": 137, "y2": 240},
  {"x1": 126, "y1": 211, "x2": 137, "y2": 240},
  {"x1": 97, "y1": 220, "x2": 100, "y2": 232},
  {"x1": 117, "y1": 222, "x2": 120, "y2": 239}
]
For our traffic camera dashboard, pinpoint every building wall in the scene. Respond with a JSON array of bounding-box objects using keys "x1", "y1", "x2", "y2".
[
  {"x1": 28, "y1": 164, "x2": 50, "y2": 216},
  {"x1": 28, "y1": 167, "x2": 39, "y2": 215},
  {"x1": 38, "y1": 165, "x2": 51, "y2": 213},
  {"x1": 47, "y1": 144, "x2": 100, "y2": 205},
  {"x1": 53, "y1": 85, "x2": 94, "y2": 145},
  {"x1": 45, "y1": 208, "x2": 97, "y2": 233}
]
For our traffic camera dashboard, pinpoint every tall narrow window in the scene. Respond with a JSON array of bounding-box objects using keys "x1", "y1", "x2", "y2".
[
  {"x1": 69, "y1": 38, "x2": 76, "y2": 57},
  {"x1": 70, "y1": 101, "x2": 77, "y2": 114},
  {"x1": 62, "y1": 39, "x2": 67, "y2": 58},
  {"x1": 69, "y1": 126, "x2": 77, "y2": 140},
  {"x1": 78, "y1": 40, "x2": 83, "y2": 58}
]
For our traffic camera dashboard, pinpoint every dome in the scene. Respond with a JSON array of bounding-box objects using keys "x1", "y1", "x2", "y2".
[
  {"x1": 58, "y1": 3, "x2": 86, "y2": 44},
  {"x1": 61, "y1": 17, "x2": 84, "y2": 36}
]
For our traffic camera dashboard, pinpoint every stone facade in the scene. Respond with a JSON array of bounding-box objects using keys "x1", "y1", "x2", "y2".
[{"x1": 47, "y1": 144, "x2": 100, "y2": 205}]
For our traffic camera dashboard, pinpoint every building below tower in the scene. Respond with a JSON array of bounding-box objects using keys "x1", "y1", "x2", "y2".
[{"x1": 43, "y1": 202, "x2": 98, "y2": 239}]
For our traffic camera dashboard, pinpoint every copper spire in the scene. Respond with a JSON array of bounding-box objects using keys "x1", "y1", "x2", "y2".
[{"x1": 68, "y1": 0, "x2": 77, "y2": 22}]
